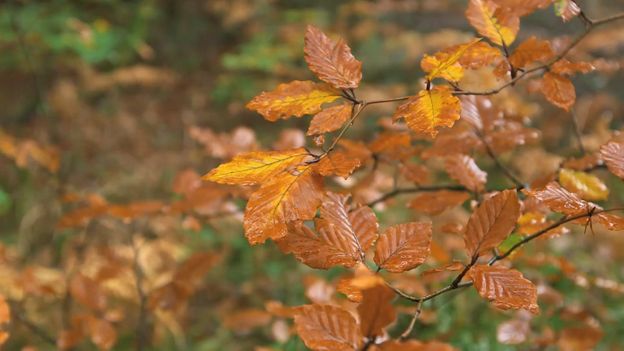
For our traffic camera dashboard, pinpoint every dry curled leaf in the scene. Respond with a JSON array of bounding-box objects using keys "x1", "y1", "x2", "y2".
[
  {"x1": 294, "y1": 304, "x2": 363, "y2": 351},
  {"x1": 470, "y1": 265, "x2": 539, "y2": 314},
  {"x1": 464, "y1": 189, "x2": 520, "y2": 257},
  {"x1": 244, "y1": 166, "x2": 323, "y2": 244},
  {"x1": 357, "y1": 284, "x2": 396, "y2": 338},
  {"x1": 307, "y1": 103, "x2": 353, "y2": 136},
  {"x1": 374, "y1": 222, "x2": 432, "y2": 273},
  {"x1": 444, "y1": 154, "x2": 487, "y2": 192},
  {"x1": 304, "y1": 25, "x2": 362, "y2": 89},
  {"x1": 246, "y1": 80, "x2": 340, "y2": 121},
  {"x1": 392, "y1": 86, "x2": 461, "y2": 138},
  {"x1": 540, "y1": 72, "x2": 575, "y2": 111},
  {"x1": 466, "y1": 0, "x2": 519, "y2": 46},
  {"x1": 408, "y1": 191, "x2": 470, "y2": 215}
]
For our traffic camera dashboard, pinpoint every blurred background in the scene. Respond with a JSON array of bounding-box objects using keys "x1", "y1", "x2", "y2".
[{"x1": 1, "y1": 0, "x2": 624, "y2": 350}]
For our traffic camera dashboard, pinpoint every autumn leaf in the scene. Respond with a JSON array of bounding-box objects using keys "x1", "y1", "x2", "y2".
[
  {"x1": 421, "y1": 38, "x2": 481, "y2": 82},
  {"x1": 392, "y1": 86, "x2": 461, "y2": 138},
  {"x1": 69, "y1": 273, "x2": 107, "y2": 311},
  {"x1": 444, "y1": 154, "x2": 487, "y2": 192},
  {"x1": 524, "y1": 182, "x2": 594, "y2": 216},
  {"x1": 600, "y1": 140, "x2": 624, "y2": 179},
  {"x1": 312, "y1": 152, "x2": 362, "y2": 179},
  {"x1": 246, "y1": 80, "x2": 341, "y2": 121},
  {"x1": 559, "y1": 168, "x2": 609, "y2": 201},
  {"x1": 469, "y1": 265, "x2": 539, "y2": 314},
  {"x1": 357, "y1": 284, "x2": 396, "y2": 338},
  {"x1": 203, "y1": 148, "x2": 311, "y2": 185},
  {"x1": 244, "y1": 166, "x2": 323, "y2": 244},
  {"x1": 304, "y1": 25, "x2": 362, "y2": 89},
  {"x1": 554, "y1": 0, "x2": 581, "y2": 22},
  {"x1": 408, "y1": 191, "x2": 470, "y2": 215},
  {"x1": 294, "y1": 304, "x2": 363, "y2": 351},
  {"x1": 307, "y1": 103, "x2": 353, "y2": 135},
  {"x1": 540, "y1": 72, "x2": 575, "y2": 111},
  {"x1": 374, "y1": 222, "x2": 432, "y2": 273},
  {"x1": 466, "y1": 0, "x2": 520, "y2": 46},
  {"x1": 457, "y1": 41, "x2": 503, "y2": 69},
  {"x1": 551, "y1": 59, "x2": 594, "y2": 75},
  {"x1": 464, "y1": 189, "x2": 520, "y2": 257},
  {"x1": 509, "y1": 36, "x2": 553, "y2": 68},
  {"x1": 400, "y1": 163, "x2": 430, "y2": 185}
]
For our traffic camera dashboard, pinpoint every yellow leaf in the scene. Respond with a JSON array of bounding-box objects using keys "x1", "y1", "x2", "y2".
[
  {"x1": 422, "y1": 38, "x2": 481, "y2": 82},
  {"x1": 246, "y1": 80, "x2": 341, "y2": 121},
  {"x1": 203, "y1": 148, "x2": 311, "y2": 186},
  {"x1": 244, "y1": 166, "x2": 323, "y2": 244},
  {"x1": 559, "y1": 168, "x2": 609, "y2": 201},
  {"x1": 392, "y1": 86, "x2": 461, "y2": 138},
  {"x1": 466, "y1": 0, "x2": 519, "y2": 46}
]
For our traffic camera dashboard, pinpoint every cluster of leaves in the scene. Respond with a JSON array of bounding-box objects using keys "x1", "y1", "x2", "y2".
[{"x1": 202, "y1": 0, "x2": 624, "y2": 349}]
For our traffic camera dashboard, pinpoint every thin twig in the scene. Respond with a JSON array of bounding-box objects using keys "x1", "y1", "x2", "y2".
[
  {"x1": 366, "y1": 184, "x2": 467, "y2": 207},
  {"x1": 481, "y1": 136, "x2": 525, "y2": 189},
  {"x1": 399, "y1": 300, "x2": 423, "y2": 340}
]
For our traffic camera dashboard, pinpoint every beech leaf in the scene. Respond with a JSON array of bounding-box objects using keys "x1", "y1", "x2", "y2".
[
  {"x1": 374, "y1": 222, "x2": 432, "y2": 273},
  {"x1": 357, "y1": 284, "x2": 396, "y2": 338},
  {"x1": 294, "y1": 304, "x2": 363, "y2": 351},
  {"x1": 392, "y1": 86, "x2": 461, "y2": 138},
  {"x1": 470, "y1": 265, "x2": 539, "y2": 314},
  {"x1": 600, "y1": 140, "x2": 624, "y2": 179},
  {"x1": 444, "y1": 154, "x2": 487, "y2": 192},
  {"x1": 466, "y1": 0, "x2": 519, "y2": 46},
  {"x1": 540, "y1": 72, "x2": 575, "y2": 111}
]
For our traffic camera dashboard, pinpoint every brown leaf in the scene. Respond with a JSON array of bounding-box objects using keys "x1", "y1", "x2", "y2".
[
  {"x1": 244, "y1": 166, "x2": 323, "y2": 244},
  {"x1": 509, "y1": 36, "x2": 553, "y2": 68},
  {"x1": 276, "y1": 222, "x2": 360, "y2": 269},
  {"x1": 408, "y1": 191, "x2": 470, "y2": 215},
  {"x1": 87, "y1": 317, "x2": 117, "y2": 350},
  {"x1": 464, "y1": 189, "x2": 520, "y2": 257},
  {"x1": 357, "y1": 284, "x2": 396, "y2": 338},
  {"x1": 562, "y1": 153, "x2": 602, "y2": 171},
  {"x1": 400, "y1": 163, "x2": 430, "y2": 185},
  {"x1": 557, "y1": 325, "x2": 603, "y2": 351},
  {"x1": 294, "y1": 304, "x2": 363, "y2": 351},
  {"x1": 312, "y1": 152, "x2": 362, "y2": 179},
  {"x1": 304, "y1": 26, "x2": 362, "y2": 89},
  {"x1": 594, "y1": 213, "x2": 624, "y2": 231},
  {"x1": 540, "y1": 72, "x2": 575, "y2": 111},
  {"x1": 444, "y1": 154, "x2": 487, "y2": 192},
  {"x1": 600, "y1": 140, "x2": 624, "y2": 179},
  {"x1": 551, "y1": 59, "x2": 594, "y2": 76},
  {"x1": 470, "y1": 265, "x2": 539, "y2": 314},
  {"x1": 458, "y1": 41, "x2": 503, "y2": 69},
  {"x1": 321, "y1": 192, "x2": 378, "y2": 251},
  {"x1": 308, "y1": 103, "x2": 353, "y2": 136},
  {"x1": 523, "y1": 182, "x2": 593, "y2": 216},
  {"x1": 375, "y1": 340, "x2": 457, "y2": 351},
  {"x1": 223, "y1": 309, "x2": 273, "y2": 334},
  {"x1": 246, "y1": 80, "x2": 340, "y2": 121},
  {"x1": 393, "y1": 87, "x2": 461, "y2": 138},
  {"x1": 374, "y1": 222, "x2": 432, "y2": 273}
]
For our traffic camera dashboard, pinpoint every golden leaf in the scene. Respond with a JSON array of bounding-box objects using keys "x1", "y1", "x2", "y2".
[
  {"x1": 421, "y1": 38, "x2": 481, "y2": 82},
  {"x1": 559, "y1": 168, "x2": 609, "y2": 201},
  {"x1": 246, "y1": 81, "x2": 340, "y2": 121},
  {"x1": 203, "y1": 148, "x2": 311, "y2": 186},
  {"x1": 392, "y1": 86, "x2": 461, "y2": 138},
  {"x1": 466, "y1": 0, "x2": 520, "y2": 46}
]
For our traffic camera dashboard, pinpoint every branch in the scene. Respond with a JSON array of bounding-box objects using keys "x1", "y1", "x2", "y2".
[
  {"x1": 366, "y1": 184, "x2": 467, "y2": 207},
  {"x1": 480, "y1": 136, "x2": 526, "y2": 189},
  {"x1": 8, "y1": 299, "x2": 56, "y2": 346}
]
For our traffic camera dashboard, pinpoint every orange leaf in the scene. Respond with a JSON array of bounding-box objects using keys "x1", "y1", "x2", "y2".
[
  {"x1": 457, "y1": 41, "x2": 503, "y2": 69},
  {"x1": 421, "y1": 39, "x2": 481, "y2": 82},
  {"x1": 244, "y1": 166, "x2": 323, "y2": 244},
  {"x1": 594, "y1": 213, "x2": 624, "y2": 231},
  {"x1": 392, "y1": 86, "x2": 461, "y2": 138},
  {"x1": 294, "y1": 304, "x2": 363, "y2": 351},
  {"x1": 222, "y1": 309, "x2": 273, "y2": 333},
  {"x1": 540, "y1": 72, "x2": 575, "y2": 111},
  {"x1": 400, "y1": 163, "x2": 430, "y2": 185},
  {"x1": 524, "y1": 182, "x2": 594, "y2": 216},
  {"x1": 466, "y1": 0, "x2": 519, "y2": 46},
  {"x1": 69, "y1": 273, "x2": 107, "y2": 311},
  {"x1": 375, "y1": 340, "x2": 457, "y2": 351},
  {"x1": 464, "y1": 189, "x2": 520, "y2": 257},
  {"x1": 312, "y1": 152, "x2": 362, "y2": 179},
  {"x1": 600, "y1": 140, "x2": 624, "y2": 179},
  {"x1": 509, "y1": 36, "x2": 553, "y2": 68},
  {"x1": 374, "y1": 222, "x2": 432, "y2": 273},
  {"x1": 444, "y1": 154, "x2": 487, "y2": 192},
  {"x1": 551, "y1": 59, "x2": 594, "y2": 76},
  {"x1": 87, "y1": 317, "x2": 117, "y2": 350},
  {"x1": 469, "y1": 265, "x2": 539, "y2": 314},
  {"x1": 357, "y1": 284, "x2": 396, "y2": 338},
  {"x1": 304, "y1": 25, "x2": 363, "y2": 89},
  {"x1": 246, "y1": 81, "x2": 340, "y2": 121},
  {"x1": 203, "y1": 148, "x2": 311, "y2": 186},
  {"x1": 307, "y1": 103, "x2": 352, "y2": 135},
  {"x1": 558, "y1": 168, "x2": 609, "y2": 201},
  {"x1": 408, "y1": 191, "x2": 470, "y2": 215}
]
